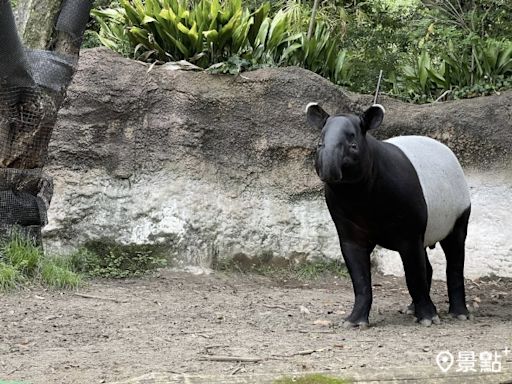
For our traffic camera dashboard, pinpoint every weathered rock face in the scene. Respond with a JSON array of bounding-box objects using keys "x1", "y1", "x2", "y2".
[{"x1": 44, "y1": 48, "x2": 512, "y2": 278}]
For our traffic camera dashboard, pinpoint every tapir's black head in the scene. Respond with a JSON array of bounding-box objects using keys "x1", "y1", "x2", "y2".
[{"x1": 306, "y1": 103, "x2": 385, "y2": 184}]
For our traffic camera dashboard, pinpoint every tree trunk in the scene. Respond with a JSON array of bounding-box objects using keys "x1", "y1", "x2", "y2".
[
  {"x1": 0, "y1": 0, "x2": 92, "y2": 243},
  {"x1": 14, "y1": 0, "x2": 63, "y2": 49},
  {"x1": 307, "y1": 0, "x2": 321, "y2": 39}
]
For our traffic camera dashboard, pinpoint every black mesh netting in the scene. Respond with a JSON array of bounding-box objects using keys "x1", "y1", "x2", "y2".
[
  {"x1": 0, "y1": 0, "x2": 34, "y2": 89},
  {"x1": 26, "y1": 49, "x2": 76, "y2": 93},
  {"x1": 55, "y1": 0, "x2": 93, "y2": 45},
  {"x1": 0, "y1": 168, "x2": 53, "y2": 226},
  {"x1": 0, "y1": 0, "x2": 93, "y2": 243},
  {"x1": 0, "y1": 84, "x2": 58, "y2": 236}
]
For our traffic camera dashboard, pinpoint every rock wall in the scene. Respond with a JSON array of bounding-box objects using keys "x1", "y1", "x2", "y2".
[{"x1": 44, "y1": 48, "x2": 512, "y2": 278}]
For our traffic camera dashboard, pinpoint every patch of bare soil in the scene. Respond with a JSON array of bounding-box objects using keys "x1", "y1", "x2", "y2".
[{"x1": 1, "y1": 271, "x2": 512, "y2": 384}]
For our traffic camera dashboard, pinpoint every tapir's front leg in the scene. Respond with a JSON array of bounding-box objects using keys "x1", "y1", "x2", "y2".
[{"x1": 341, "y1": 242, "x2": 375, "y2": 328}]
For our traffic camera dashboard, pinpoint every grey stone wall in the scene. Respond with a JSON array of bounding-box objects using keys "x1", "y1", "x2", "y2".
[{"x1": 44, "y1": 48, "x2": 512, "y2": 278}]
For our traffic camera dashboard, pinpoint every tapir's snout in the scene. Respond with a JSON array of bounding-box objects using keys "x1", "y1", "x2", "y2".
[{"x1": 315, "y1": 147, "x2": 343, "y2": 184}]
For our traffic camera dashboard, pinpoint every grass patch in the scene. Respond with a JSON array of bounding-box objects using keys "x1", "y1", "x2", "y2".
[
  {"x1": 0, "y1": 234, "x2": 169, "y2": 290},
  {"x1": 274, "y1": 374, "x2": 350, "y2": 384},
  {"x1": 40, "y1": 259, "x2": 81, "y2": 289},
  {"x1": 0, "y1": 233, "x2": 81, "y2": 291},
  {"x1": 74, "y1": 240, "x2": 168, "y2": 279},
  {"x1": 3, "y1": 234, "x2": 41, "y2": 277},
  {"x1": 294, "y1": 260, "x2": 348, "y2": 280},
  {"x1": 0, "y1": 262, "x2": 21, "y2": 290},
  {"x1": 217, "y1": 256, "x2": 348, "y2": 281}
]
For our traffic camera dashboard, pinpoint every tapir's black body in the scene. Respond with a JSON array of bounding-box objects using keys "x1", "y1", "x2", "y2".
[
  {"x1": 325, "y1": 135, "x2": 427, "y2": 251},
  {"x1": 307, "y1": 104, "x2": 470, "y2": 327}
]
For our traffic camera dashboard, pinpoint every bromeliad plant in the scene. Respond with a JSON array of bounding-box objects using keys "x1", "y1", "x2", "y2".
[
  {"x1": 397, "y1": 38, "x2": 512, "y2": 102},
  {"x1": 393, "y1": 0, "x2": 512, "y2": 102},
  {"x1": 92, "y1": 0, "x2": 294, "y2": 67},
  {"x1": 91, "y1": 0, "x2": 351, "y2": 84},
  {"x1": 292, "y1": 21, "x2": 350, "y2": 85}
]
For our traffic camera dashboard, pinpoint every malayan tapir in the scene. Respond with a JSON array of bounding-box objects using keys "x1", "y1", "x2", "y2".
[{"x1": 306, "y1": 103, "x2": 471, "y2": 327}]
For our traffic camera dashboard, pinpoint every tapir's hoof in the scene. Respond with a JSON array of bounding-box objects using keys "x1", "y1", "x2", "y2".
[
  {"x1": 418, "y1": 315, "x2": 441, "y2": 327},
  {"x1": 342, "y1": 320, "x2": 370, "y2": 330},
  {"x1": 419, "y1": 318, "x2": 432, "y2": 327},
  {"x1": 451, "y1": 313, "x2": 473, "y2": 321},
  {"x1": 401, "y1": 303, "x2": 415, "y2": 315}
]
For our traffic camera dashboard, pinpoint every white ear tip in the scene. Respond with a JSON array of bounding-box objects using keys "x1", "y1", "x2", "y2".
[
  {"x1": 373, "y1": 103, "x2": 386, "y2": 113},
  {"x1": 305, "y1": 102, "x2": 319, "y2": 113}
]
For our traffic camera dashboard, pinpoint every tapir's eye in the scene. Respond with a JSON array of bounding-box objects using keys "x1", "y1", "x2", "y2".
[
  {"x1": 350, "y1": 142, "x2": 358, "y2": 150},
  {"x1": 347, "y1": 132, "x2": 355, "y2": 141}
]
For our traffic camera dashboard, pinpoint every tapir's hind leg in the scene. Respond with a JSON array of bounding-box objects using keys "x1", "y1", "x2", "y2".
[
  {"x1": 400, "y1": 239, "x2": 439, "y2": 326},
  {"x1": 440, "y1": 206, "x2": 471, "y2": 320},
  {"x1": 405, "y1": 253, "x2": 432, "y2": 315}
]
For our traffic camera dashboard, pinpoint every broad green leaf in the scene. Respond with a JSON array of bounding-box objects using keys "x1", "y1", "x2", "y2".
[
  {"x1": 497, "y1": 44, "x2": 512, "y2": 72},
  {"x1": 203, "y1": 29, "x2": 219, "y2": 44},
  {"x1": 129, "y1": 26, "x2": 148, "y2": 38},
  {"x1": 254, "y1": 17, "x2": 270, "y2": 48},
  {"x1": 281, "y1": 32, "x2": 302, "y2": 45},
  {"x1": 426, "y1": 67, "x2": 446, "y2": 88},
  {"x1": 334, "y1": 50, "x2": 348, "y2": 82},
  {"x1": 97, "y1": 34, "x2": 118, "y2": 51},
  {"x1": 164, "y1": 31, "x2": 190, "y2": 57},
  {"x1": 189, "y1": 22, "x2": 199, "y2": 46},
  {"x1": 232, "y1": 15, "x2": 252, "y2": 53},
  {"x1": 177, "y1": 22, "x2": 190, "y2": 35},
  {"x1": 128, "y1": 26, "x2": 150, "y2": 48},
  {"x1": 267, "y1": 10, "x2": 288, "y2": 51},
  {"x1": 418, "y1": 50, "x2": 431, "y2": 89},
  {"x1": 142, "y1": 15, "x2": 157, "y2": 25},
  {"x1": 121, "y1": 0, "x2": 142, "y2": 25},
  {"x1": 402, "y1": 64, "x2": 416, "y2": 79},
  {"x1": 132, "y1": 0, "x2": 145, "y2": 18},
  {"x1": 248, "y1": 2, "x2": 270, "y2": 46},
  {"x1": 279, "y1": 42, "x2": 301, "y2": 64},
  {"x1": 210, "y1": 0, "x2": 220, "y2": 21},
  {"x1": 325, "y1": 42, "x2": 337, "y2": 72},
  {"x1": 145, "y1": 0, "x2": 161, "y2": 17},
  {"x1": 218, "y1": 9, "x2": 242, "y2": 49},
  {"x1": 472, "y1": 47, "x2": 484, "y2": 78},
  {"x1": 92, "y1": 8, "x2": 125, "y2": 22},
  {"x1": 159, "y1": 7, "x2": 177, "y2": 22}
]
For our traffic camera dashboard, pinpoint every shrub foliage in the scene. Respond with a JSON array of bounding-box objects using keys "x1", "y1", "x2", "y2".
[
  {"x1": 88, "y1": 0, "x2": 512, "y2": 103},
  {"x1": 91, "y1": 0, "x2": 350, "y2": 83}
]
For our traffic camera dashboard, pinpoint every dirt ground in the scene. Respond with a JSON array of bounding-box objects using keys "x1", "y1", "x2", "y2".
[{"x1": 1, "y1": 269, "x2": 512, "y2": 384}]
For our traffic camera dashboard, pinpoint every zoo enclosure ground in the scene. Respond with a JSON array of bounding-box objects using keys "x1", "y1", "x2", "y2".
[{"x1": 1, "y1": 270, "x2": 512, "y2": 384}]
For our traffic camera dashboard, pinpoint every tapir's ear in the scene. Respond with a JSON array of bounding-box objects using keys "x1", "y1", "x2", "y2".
[
  {"x1": 306, "y1": 102, "x2": 329, "y2": 130},
  {"x1": 361, "y1": 104, "x2": 385, "y2": 134}
]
